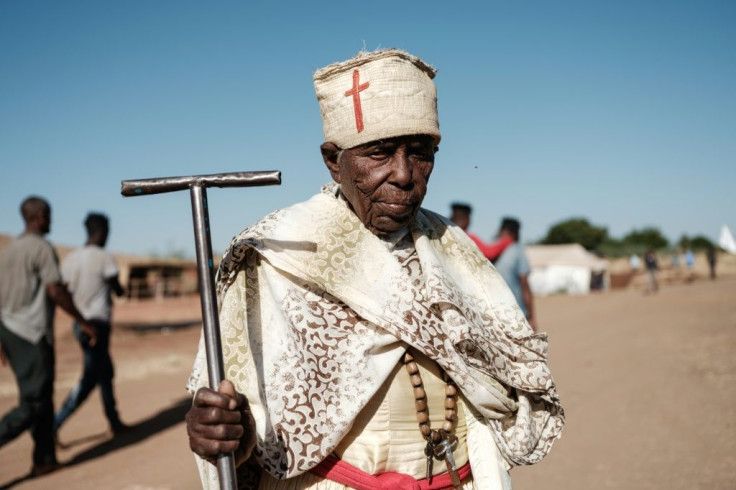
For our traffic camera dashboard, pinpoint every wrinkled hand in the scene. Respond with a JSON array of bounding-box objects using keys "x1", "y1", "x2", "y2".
[
  {"x1": 186, "y1": 380, "x2": 256, "y2": 468},
  {"x1": 80, "y1": 323, "x2": 97, "y2": 347}
]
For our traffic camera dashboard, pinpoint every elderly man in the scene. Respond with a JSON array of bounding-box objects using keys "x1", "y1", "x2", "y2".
[{"x1": 186, "y1": 49, "x2": 564, "y2": 489}]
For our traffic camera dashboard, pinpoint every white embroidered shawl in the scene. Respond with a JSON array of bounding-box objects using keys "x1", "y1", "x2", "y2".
[{"x1": 190, "y1": 183, "x2": 564, "y2": 482}]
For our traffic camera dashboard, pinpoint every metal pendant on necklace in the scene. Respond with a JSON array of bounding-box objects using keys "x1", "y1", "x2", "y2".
[
  {"x1": 434, "y1": 434, "x2": 461, "y2": 487},
  {"x1": 403, "y1": 349, "x2": 462, "y2": 488}
]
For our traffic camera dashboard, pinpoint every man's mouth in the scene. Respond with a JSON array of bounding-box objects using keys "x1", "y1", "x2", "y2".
[{"x1": 378, "y1": 201, "x2": 416, "y2": 214}]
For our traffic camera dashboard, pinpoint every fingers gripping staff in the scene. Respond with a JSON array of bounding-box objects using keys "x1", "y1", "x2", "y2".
[
  {"x1": 121, "y1": 170, "x2": 281, "y2": 490},
  {"x1": 186, "y1": 380, "x2": 256, "y2": 469}
]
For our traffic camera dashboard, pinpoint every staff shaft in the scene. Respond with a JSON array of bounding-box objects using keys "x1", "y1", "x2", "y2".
[{"x1": 190, "y1": 184, "x2": 237, "y2": 490}]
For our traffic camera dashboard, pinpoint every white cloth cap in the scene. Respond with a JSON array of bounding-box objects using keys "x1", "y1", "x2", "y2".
[{"x1": 313, "y1": 49, "x2": 440, "y2": 149}]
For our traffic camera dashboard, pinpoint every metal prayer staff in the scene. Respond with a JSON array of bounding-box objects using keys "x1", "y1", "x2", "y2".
[{"x1": 121, "y1": 170, "x2": 282, "y2": 490}]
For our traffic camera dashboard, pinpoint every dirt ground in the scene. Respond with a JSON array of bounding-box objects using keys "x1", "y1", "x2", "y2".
[{"x1": 1, "y1": 275, "x2": 734, "y2": 490}]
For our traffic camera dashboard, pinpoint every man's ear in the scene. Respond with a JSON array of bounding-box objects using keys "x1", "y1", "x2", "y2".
[{"x1": 320, "y1": 142, "x2": 341, "y2": 183}]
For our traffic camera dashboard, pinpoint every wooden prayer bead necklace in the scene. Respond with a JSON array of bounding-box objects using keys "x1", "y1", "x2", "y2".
[{"x1": 403, "y1": 349, "x2": 462, "y2": 487}]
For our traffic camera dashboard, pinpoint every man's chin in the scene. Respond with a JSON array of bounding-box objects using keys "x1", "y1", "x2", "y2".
[{"x1": 370, "y1": 217, "x2": 414, "y2": 236}]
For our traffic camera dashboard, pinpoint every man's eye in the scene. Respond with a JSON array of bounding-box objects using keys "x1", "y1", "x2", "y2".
[
  {"x1": 409, "y1": 151, "x2": 433, "y2": 161},
  {"x1": 369, "y1": 149, "x2": 389, "y2": 157}
]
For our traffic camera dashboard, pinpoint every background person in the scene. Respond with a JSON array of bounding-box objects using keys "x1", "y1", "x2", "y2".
[
  {"x1": 706, "y1": 246, "x2": 717, "y2": 280},
  {"x1": 644, "y1": 249, "x2": 659, "y2": 293},
  {"x1": 629, "y1": 253, "x2": 641, "y2": 271},
  {"x1": 684, "y1": 248, "x2": 695, "y2": 282},
  {"x1": 493, "y1": 217, "x2": 537, "y2": 331},
  {"x1": 670, "y1": 250, "x2": 681, "y2": 269},
  {"x1": 0, "y1": 197, "x2": 95, "y2": 476},
  {"x1": 449, "y1": 203, "x2": 511, "y2": 261},
  {"x1": 54, "y1": 213, "x2": 129, "y2": 438}
]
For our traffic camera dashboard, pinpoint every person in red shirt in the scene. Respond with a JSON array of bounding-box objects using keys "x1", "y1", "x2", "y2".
[{"x1": 449, "y1": 203, "x2": 511, "y2": 261}]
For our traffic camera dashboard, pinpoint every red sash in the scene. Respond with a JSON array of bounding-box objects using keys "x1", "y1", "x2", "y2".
[{"x1": 310, "y1": 454, "x2": 471, "y2": 490}]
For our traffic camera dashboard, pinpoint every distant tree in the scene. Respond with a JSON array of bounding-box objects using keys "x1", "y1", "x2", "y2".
[
  {"x1": 622, "y1": 227, "x2": 669, "y2": 250},
  {"x1": 678, "y1": 234, "x2": 714, "y2": 251},
  {"x1": 596, "y1": 237, "x2": 627, "y2": 257},
  {"x1": 540, "y1": 218, "x2": 608, "y2": 251}
]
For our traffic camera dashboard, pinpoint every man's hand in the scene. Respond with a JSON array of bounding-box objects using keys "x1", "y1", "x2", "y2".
[
  {"x1": 80, "y1": 323, "x2": 98, "y2": 347},
  {"x1": 186, "y1": 380, "x2": 256, "y2": 468},
  {"x1": 106, "y1": 275, "x2": 125, "y2": 297},
  {"x1": 46, "y1": 282, "x2": 97, "y2": 345}
]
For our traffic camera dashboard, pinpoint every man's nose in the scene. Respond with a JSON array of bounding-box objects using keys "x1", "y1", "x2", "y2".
[{"x1": 388, "y1": 149, "x2": 413, "y2": 188}]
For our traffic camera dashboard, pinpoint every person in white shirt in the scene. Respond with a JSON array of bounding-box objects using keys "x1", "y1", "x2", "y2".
[{"x1": 54, "y1": 213, "x2": 129, "y2": 437}]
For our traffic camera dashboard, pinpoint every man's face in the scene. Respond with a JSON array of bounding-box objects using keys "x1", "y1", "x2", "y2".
[
  {"x1": 99, "y1": 227, "x2": 110, "y2": 247},
  {"x1": 450, "y1": 211, "x2": 469, "y2": 231},
  {"x1": 323, "y1": 135, "x2": 436, "y2": 236},
  {"x1": 39, "y1": 208, "x2": 51, "y2": 234},
  {"x1": 498, "y1": 227, "x2": 518, "y2": 242}
]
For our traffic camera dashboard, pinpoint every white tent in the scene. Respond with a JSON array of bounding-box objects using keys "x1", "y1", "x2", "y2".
[
  {"x1": 525, "y1": 243, "x2": 609, "y2": 295},
  {"x1": 718, "y1": 225, "x2": 736, "y2": 254}
]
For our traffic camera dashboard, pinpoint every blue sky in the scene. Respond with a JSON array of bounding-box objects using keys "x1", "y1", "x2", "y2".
[{"x1": 1, "y1": 1, "x2": 734, "y2": 256}]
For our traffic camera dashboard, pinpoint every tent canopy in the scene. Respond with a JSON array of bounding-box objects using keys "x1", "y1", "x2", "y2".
[
  {"x1": 719, "y1": 225, "x2": 736, "y2": 254},
  {"x1": 525, "y1": 243, "x2": 609, "y2": 271},
  {"x1": 524, "y1": 243, "x2": 609, "y2": 295}
]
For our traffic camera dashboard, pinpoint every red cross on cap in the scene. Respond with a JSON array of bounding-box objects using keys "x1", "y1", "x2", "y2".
[{"x1": 344, "y1": 69, "x2": 370, "y2": 133}]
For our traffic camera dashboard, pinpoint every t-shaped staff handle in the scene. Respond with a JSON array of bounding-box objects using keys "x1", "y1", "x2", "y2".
[{"x1": 122, "y1": 170, "x2": 281, "y2": 490}]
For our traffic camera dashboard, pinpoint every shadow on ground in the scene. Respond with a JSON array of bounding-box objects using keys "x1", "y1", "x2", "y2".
[
  {"x1": 117, "y1": 320, "x2": 201, "y2": 333},
  {"x1": 0, "y1": 397, "x2": 191, "y2": 489},
  {"x1": 59, "y1": 431, "x2": 109, "y2": 449},
  {"x1": 67, "y1": 397, "x2": 191, "y2": 465}
]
